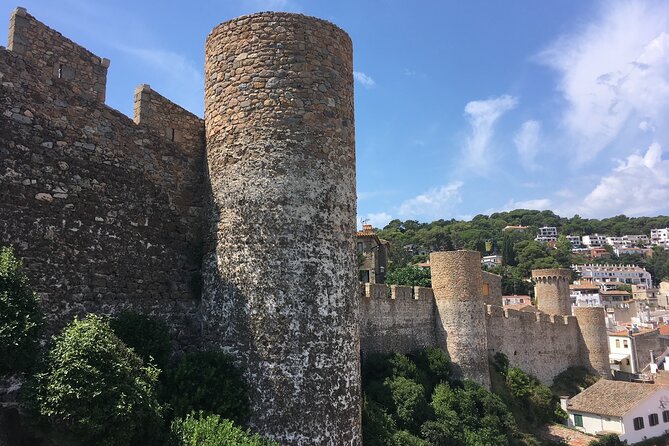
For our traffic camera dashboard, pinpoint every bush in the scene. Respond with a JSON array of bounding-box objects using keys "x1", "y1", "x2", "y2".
[
  {"x1": 170, "y1": 412, "x2": 277, "y2": 446},
  {"x1": 166, "y1": 351, "x2": 248, "y2": 423},
  {"x1": 392, "y1": 430, "x2": 430, "y2": 446},
  {"x1": 362, "y1": 397, "x2": 397, "y2": 446},
  {"x1": 0, "y1": 246, "x2": 43, "y2": 375},
  {"x1": 551, "y1": 366, "x2": 599, "y2": 397},
  {"x1": 386, "y1": 376, "x2": 431, "y2": 432},
  {"x1": 27, "y1": 314, "x2": 162, "y2": 445},
  {"x1": 589, "y1": 434, "x2": 627, "y2": 446},
  {"x1": 492, "y1": 352, "x2": 510, "y2": 376},
  {"x1": 410, "y1": 347, "x2": 452, "y2": 390},
  {"x1": 110, "y1": 310, "x2": 171, "y2": 371}
]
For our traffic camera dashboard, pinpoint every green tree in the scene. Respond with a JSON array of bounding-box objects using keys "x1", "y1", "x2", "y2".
[
  {"x1": 28, "y1": 314, "x2": 162, "y2": 446},
  {"x1": 0, "y1": 246, "x2": 43, "y2": 375},
  {"x1": 385, "y1": 266, "x2": 431, "y2": 287},
  {"x1": 170, "y1": 412, "x2": 277, "y2": 446},
  {"x1": 502, "y1": 233, "x2": 516, "y2": 266},
  {"x1": 386, "y1": 376, "x2": 431, "y2": 432},
  {"x1": 553, "y1": 235, "x2": 573, "y2": 267},
  {"x1": 110, "y1": 311, "x2": 171, "y2": 371}
]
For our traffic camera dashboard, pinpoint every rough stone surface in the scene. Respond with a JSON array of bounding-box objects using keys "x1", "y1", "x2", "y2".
[
  {"x1": 431, "y1": 250, "x2": 491, "y2": 388},
  {"x1": 202, "y1": 13, "x2": 360, "y2": 446},
  {"x1": 532, "y1": 268, "x2": 572, "y2": 315},
  {"x1": 573, "y1": 307, "x2": 611, "y2": 378}
]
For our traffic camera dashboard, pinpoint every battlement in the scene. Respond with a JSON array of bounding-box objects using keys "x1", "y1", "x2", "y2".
[
  {"x1": 486, "y1": 304, "x2": 575, "y2": 325},
  {"x1": 361, "y1": 283, "x2": 435, "y2": 300},
  {"x1": 8, "y1": 7, "x2": 109, "y2": 102},
  {"x1": 133, "y1": 84, "x2": 204, "y2": 151}
]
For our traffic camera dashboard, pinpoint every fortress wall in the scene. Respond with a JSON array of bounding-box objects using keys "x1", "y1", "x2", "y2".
[
  {"x1": 360, "y1": 285, "x2": 437, "y2": 356},
  {"x1": 482, "y1": 270, "x2": 502, "y2": 305},
  {"x1": 133, "y1": 84, "x2": 204, "y2": 150},
  {"x1": 0, "y1": 35, "x2": 204, "y2": 349},
  {"x1": 8, "y1": 7, "x2": 109, "y2": 102},
  {"x1": 486, "y1": 305, "x2": 581, "y2": 384}
]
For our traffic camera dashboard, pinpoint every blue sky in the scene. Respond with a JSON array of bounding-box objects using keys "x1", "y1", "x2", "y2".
[{"x1": 4, "y1": 1, "x2": 669, "y2": 227}]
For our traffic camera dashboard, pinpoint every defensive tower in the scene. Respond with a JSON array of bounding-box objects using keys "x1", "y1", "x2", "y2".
[
  {"x1": 573, "y1": 306, "x2": 611, "y2": 378},
  {"x1": 430, "y1": 250, "x2": 491, "y2": 388},
  {"x1": 532, "y1": 268, "x2": 572, "y2": 315},
  {"x1": 202, "y1": 13, "x2": 360, "y2": 445}
]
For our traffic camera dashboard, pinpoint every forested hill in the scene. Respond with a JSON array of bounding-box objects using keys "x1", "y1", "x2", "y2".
[{"x1": 375, "y1": 210, "x2": 669, "y2": 293}]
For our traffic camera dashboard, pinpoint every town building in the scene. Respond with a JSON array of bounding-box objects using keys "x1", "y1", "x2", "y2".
[
  {"x1": 659, "y1": 282, "x2": 669, "y2": 308},
  {"x1": 651, "y1": 228, "x2": 669, "y2": 248},
  {"x1": 564, "y1": 380, "x2": 669, "y2": 444},
  {"x1": 566, "y1": 235, "x2": 582, "y2": 249},
  {"x1": 582, "y1": 234, "x2": 607, "y2": 248},
  {"x1": 357, "y1": 224, "x2": 389, "y2": 284},
  {"x1": 573, "y1": 264, "x2": 653, "y2": 288},
  {"x1": 502, "y1": 295, "x2": 532, "y2": 306},
  {"x1": 633, "y1": 285, "x2": 659, "y2": 308},
  {"x1": 535, "y1": 226, "x2": 558, "y2": 243},
  {"x1": 570, "y1": 282, "x2": 601, "y2": 307},
  {"x1": 482, "y1": 254, "x2": 502, "y2": 268},
  {"x1": 503, "y1": 225, "x2": 528, "y2": 232}
]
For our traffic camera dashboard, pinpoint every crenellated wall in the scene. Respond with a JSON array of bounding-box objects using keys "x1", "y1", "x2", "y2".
[{"x1": 360, "y1": 284, "x2": 437, "y2": 356}]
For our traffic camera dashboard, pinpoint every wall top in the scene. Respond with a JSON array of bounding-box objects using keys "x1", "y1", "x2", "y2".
[{"x1": 531, "y1": 268, "x2": 572, "y2": 278}]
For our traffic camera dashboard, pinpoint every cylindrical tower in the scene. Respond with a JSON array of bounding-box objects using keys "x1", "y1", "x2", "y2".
[
  {"x1": 532, "y1": 268, "x2": 572, "y2": 315},
  {"x1": 202, "y1": 13, "x2": 360, "y2": 445},
  {"x1": 573, "y1": 307, "x2": 611, "y2": 378},
  {"x1": 430, "y1": 251, "x2": 490, "y2": 388}
]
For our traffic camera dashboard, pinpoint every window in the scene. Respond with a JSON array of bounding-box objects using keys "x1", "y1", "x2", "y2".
[
  {"x1": 663, "y1": 410, "x2": 669, "y2": 423},
  {"x1": 616, "y1": 339, "x2": 621, "y2": 348},
  {"x1": 170, "y1": 128, "x2": 176, "y2": 142},
  {"x1": 357, "y1": 242, "x2": 364, "y2": 253},
  {"x1": 574, "y1": 414, "x2": 583, "y2": 427},
  {"x1": 634, "y1": 416, "x2": 645, "y2": 430},
  {"x1": 649, "y1": 413, "x2": 659, "y2": 426},
  {"x1": 482, "y1": 283, "x2": 490, "y2": 297},
  {"x1": 623, "y1": 340, "x2": 629, "y2": 348}
]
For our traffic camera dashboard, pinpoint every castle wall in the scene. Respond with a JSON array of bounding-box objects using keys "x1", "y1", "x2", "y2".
[
  {"x1": 202, "y1": 13, "x2": 360, "y2": 445},
  {"x1": 8, "y1": 7, "x2": 109, "y2": 102},
  {"x1": 133, "y1": 84, "x2": 204, "y2": 149},
  {"x1": 360, "y1": 285, "x2": 437, "y2": 356},
  {"x1": 573, "y1": 307, "x2": 611, "y2": 378},
  {"x1": 0, "y1": 21, "x2": 204, "y2": 349},
  {"x1": 533, "y1": 268, "x2": 572, "y2": 315},
  {"x1": 482, "y1": 270, "x2": 502, "y2": 305},
  {"x1": 486, "y1": 306, "x2": 582, "y2": 384}
]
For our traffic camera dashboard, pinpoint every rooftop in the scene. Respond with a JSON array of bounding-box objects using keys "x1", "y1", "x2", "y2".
[{"x1": 567, "y1": 380, "x2": 665, "y2": 417}]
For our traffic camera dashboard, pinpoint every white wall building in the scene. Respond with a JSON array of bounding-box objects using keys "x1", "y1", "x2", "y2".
[
  {"x1": 566, "y1": 235, "x2": 582, "y2": 249},
  {"x1": 570, "y1": 283, "x2": 601, "y2": 307},
  {"x1": 651, "y1": 228, "x2": 669, "y2": 247},
  {"x1": 572, "y1": 264, "x2": 653, "y2": 288},
  {"x1": 482, "y1": 255, "x2": 502, "y2": 268},
  {"x1": 582, "y1": 234, "x2": 607, "y2": 248},
  {"x1": 565, "y1": 380, "x2": 669, "y2": 444},
  {"x1": 535, "y1": 226, "x2": 558, "y2": 243},
  {"x1": 626, "y1": 235, "x2": 650, "y2": 247}
]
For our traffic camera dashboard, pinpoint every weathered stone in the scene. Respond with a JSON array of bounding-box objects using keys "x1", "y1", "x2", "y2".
[{"x1": 34, "y1": 192, "x2": 53, "y2": 203}]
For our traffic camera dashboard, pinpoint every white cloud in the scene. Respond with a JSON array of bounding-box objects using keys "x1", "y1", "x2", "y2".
[
  {"x1": 398, "y1": 181, "x2": 464, "y2": 220},
  {"x1": 359, "y1": 212, "x2": 393, "y2": 229},
  {"x1": 503, "y1": 198, "x2": 552, "y2": 212},
  {"x1": 353, "y1": 71, "x2": 376, "y2": 87},
  {"x1": 539, "y1": 1, "x2": 669, "y2": 164},
  {"x1": 462, "y1": 95, "x2": 518, "y2": 171},
  {"x1": 513, "y1": 120, "x2": 541, "y2": 170},
  {"x1": 568, "y1": 142, "x2": 669, "y2": 217}
]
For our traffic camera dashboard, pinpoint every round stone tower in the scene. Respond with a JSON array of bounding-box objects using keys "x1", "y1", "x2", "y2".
[
  {"x1": 532, "y1": 268, "x2": 572, "y2": 315},
  {"x1": 573, "y1": 306, "x2": 611, "y2": 378},
  {"x1": 430, "y1": 250, "x2": 490, "y2": 388},
  {"x1": 202, "y1": 13, "x2": 360, "y2": 445}
]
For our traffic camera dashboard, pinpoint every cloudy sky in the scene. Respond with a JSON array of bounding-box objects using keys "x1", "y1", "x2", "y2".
[{"x1": 5, "y1": 1, "x2": 669, "y2": 226}]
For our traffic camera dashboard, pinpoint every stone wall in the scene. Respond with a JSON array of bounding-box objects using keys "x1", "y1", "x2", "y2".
[
  {"x1": 0, "y1": 24, "x2": 204, "y2": 349},
  {"x1": 133, "y1": 84, "x2": 204, "y2": 149},
  {"x1": 532, "y1": 268, "x2": 572, "y2": 315},
  {"x1": 202, "y1": 12, "x2": 360, "y2": 445},
  {"x1": 482, "y1": 270, "x2": 502, "y2": 305},
  {"x1": 360, "y1": 284, "x2": 437, "y2": 356},
  {"x1": 486, "y1": 305, "x2": 582, "y2": 384},
  {"x1": 8, "y1": 7, "x2": 109, "y2": 102}
]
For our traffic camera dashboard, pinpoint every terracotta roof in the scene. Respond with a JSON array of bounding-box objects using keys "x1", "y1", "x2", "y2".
[
  {"x1": 600, "y1": 290, "x2": 631, "y2": 296},
  {"x1": 660, "y1": 325, "x2": 669, "y2": 336},
  {"x1": 570, "y1": 283, "x2": 600, "y2": 290},
  {"x1": 567, "y1": 380, "x2": 664, "y2": 417}
]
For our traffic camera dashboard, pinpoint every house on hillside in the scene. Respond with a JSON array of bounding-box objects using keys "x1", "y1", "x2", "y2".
[{"x1": 564, "y1": 380, "x2": 669, "y2": 444}]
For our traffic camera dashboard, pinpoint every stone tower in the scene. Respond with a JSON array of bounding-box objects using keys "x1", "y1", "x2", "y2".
[
  {"x1": 202, "y1": 13, "x2": 360, "y2": 445},
  {"x1": 573, "y1": 306, "x2": 611, "y2": 378},
  {"x1": 430, "y1": 250, "x2": 491, "y2": 388},
  {"x1": 532, "y1": 268, "x2": 572, "y2": 315}
]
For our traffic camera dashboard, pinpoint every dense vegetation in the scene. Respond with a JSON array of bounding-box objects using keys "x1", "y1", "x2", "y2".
[
  {"x1": 0, "y1": 245, "x2": 273, "y2": 446},
  {"x1": 376, "y1": 210, "x2": 669, "y2": 290},
  {"x1": 362, "y1": 348, "x2": 570, "y2": 446}
]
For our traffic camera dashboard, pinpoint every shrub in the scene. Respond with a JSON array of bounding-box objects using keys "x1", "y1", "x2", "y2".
[
  {"x1": 166, "y1": 351, "x2": 248, "y2": 423},
  {"x1": 110, "y1": 310, "x2": 171, "y2": 371},
  {"x1": 392, "y1": 430, "x2": 430, "y2": 446},
  {"x1": 589, "y1": 434, "x2": 627, "y2": 446},
  {"x1": 362, "y1": 398, "x2": 397, "y2": 446},
  {"x1": 27, "y1": 314, "x2": 162, "y2": 445},
  {"x1": 0, "y1": 246, "x2": 43, "y2": 375},
  {"x1": 492, "y1": 352, "x2": 510, "y2": 376},
  {"x1": 386, "y1": 376, "x2": 430, "y2": 432},
  {"x1": 170, "y1": 412, "x2": 277, "y2": 446},
  {"x1": 410, "y1": 347, "x2": 452, "y2": 390},
  {"x1": 551, "y1": 366, "x2": 599, "y2": 397}
]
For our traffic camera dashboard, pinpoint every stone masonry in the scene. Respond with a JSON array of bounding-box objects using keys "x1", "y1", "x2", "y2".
[
  {"x1": 201, "y1": 13, "x2": 360, "y2": 445},
  {"x1": 532, "y1": 268, "x2": 572, "y2": 315}
]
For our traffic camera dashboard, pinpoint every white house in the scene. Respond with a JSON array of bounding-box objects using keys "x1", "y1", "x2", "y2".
[
  {"x1": 582, "y1": 234, "x2": 607, "y2": 248},
  {"x1": 535, "y1": 226, "x2": 558, "y2": 243},
  {"x1": 565, "y1": 380, "x2": 669, "y2": 444},
  {"x1": 651, "y1": 228, "x2": 669, "y2": 247}
]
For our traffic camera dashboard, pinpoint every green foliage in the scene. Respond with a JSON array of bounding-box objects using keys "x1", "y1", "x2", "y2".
[
  {"x1": 502, "y1": 233, "x2": 516, "y2": 266},
  {"x1": 27, "y1": 314, "x2": 162, "y2": 446},
  {"x1": 505, "y1": 367, "x2": 560, "y2": 425},
  {"x1": 386, "y1": 376, "x2": 431, "y2": 432},
  {"x1": 385, "y1": 265, "x2": 431, "y2": 287},
  {"x1": 166, "y1": 351, "x2": 248, "y2": 423},
  {"x1": 393, "y1": 430, "x2": 431, "y2": 446},
  {"x1": 0, "y1": 246, "x2": 44, "y2": 375},
  {"x1": 550, "y1": 366, "x2": 599, "y2": 397},
  {"x1": 410, "y1": 347, "x2": 452, "y2": 391},
  {"x1": 588, "y1": 434, "x2": 627, "y2": 446},
  {"x1": 170, "y1": 412, "x2": 277, "y2": 446},
  {"x1": 362, "y1": 398, "x2": 397, "y2": 446},
  {"x1": 492, "y1": 352, "x2": 510, "y2": 376},
  {"x1": 110, "y1": 310, "x2": 171, "y2": 371}
]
